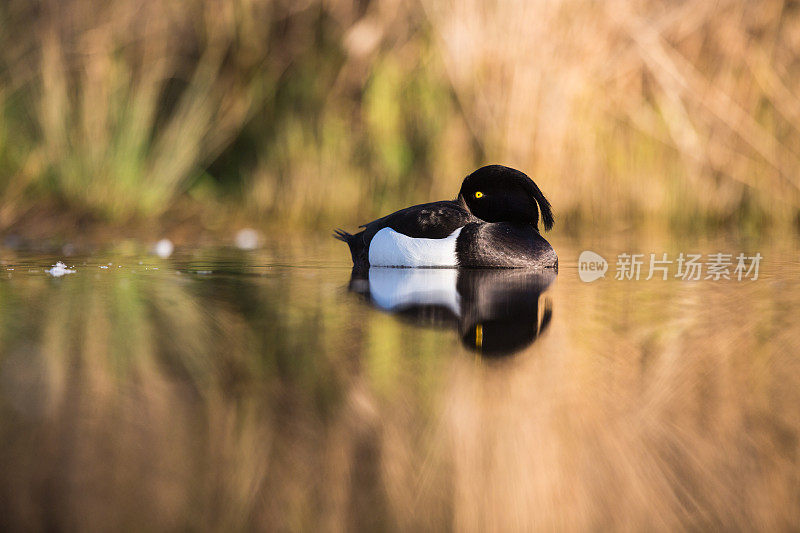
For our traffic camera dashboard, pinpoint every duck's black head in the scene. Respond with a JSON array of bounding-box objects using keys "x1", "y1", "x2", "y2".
[{"x1": 457, "y1": 165, "x2": 554, "y2": 231}]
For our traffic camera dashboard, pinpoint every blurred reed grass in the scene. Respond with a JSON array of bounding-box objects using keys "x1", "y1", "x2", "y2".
[{"x1": 1, "y1": 0, "x2": 800, "y2": 233}]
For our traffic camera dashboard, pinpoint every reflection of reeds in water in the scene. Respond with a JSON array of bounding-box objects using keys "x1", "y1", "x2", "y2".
[
  {"x1": 0, "y1": 244, "x2": 798, "y2": 530},
  {"x1": 434, "y1": 279, "x2": 800, "y2": 530}
]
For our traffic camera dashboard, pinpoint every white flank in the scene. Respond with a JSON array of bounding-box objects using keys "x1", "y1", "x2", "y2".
[
  {"x1": 368, "y1": 227, "x2": 462, "y2": 267},
  {"x1": 368, "y1": 268, "x2": 461, "y2": 316}
]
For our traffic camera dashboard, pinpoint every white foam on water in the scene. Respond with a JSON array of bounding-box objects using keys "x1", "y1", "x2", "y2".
[{"x1": 46, "y1": 261, "x2": 76, "y2": 277}]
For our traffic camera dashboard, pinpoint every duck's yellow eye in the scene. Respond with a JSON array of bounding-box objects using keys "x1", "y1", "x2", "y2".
[{"x1": 475, "y1": 191, "x2": 484, "y2": 199}]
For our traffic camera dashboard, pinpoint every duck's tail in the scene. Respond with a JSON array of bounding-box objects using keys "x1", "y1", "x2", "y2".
[
  {"x1": 333, "y1": 228, "x2": 351, "y2": 242},
  {"x1": 334, "y1": 228, "x2": 360, "y2": 264}
]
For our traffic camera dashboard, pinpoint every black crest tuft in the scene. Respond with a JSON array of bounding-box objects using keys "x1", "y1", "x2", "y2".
[{"x1": 519, "y1": 175, "x2": 554, "y2": 231}]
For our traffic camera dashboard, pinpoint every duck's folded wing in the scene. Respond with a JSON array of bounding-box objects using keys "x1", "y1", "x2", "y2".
[{"x1": 360, "y1": 200, "x2": 473, "y2": 243}]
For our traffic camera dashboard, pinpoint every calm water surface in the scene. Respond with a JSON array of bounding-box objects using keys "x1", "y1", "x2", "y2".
[{"x1": 1, "y1": 235, "x2": 799, "y2": 530}]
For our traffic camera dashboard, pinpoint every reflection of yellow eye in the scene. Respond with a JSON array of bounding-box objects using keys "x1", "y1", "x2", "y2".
[{"x1": 475, "y1": 191, "x2": 484, "y2": 199}]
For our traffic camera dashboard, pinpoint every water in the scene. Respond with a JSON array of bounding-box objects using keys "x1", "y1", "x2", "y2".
[{"x1": 0, "y1": 235, "x2": 799, "y2": 530}]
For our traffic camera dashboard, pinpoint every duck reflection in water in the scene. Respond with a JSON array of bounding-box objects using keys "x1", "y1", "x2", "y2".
[{"x1": 349, "y1": 268, "x2": 554, "y2": 357}]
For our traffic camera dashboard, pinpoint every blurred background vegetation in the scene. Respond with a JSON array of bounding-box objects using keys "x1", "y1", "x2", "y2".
[{"x1": 2, "y1": 0, "x2": 800, "y2": 238}]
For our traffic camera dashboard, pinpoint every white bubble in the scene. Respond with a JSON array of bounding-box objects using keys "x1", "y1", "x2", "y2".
[
  {"x1": 234, "y1": 228, "x2": 260, "y2": 250},
  {"x1": 154, "y1": 239, "x2": 174, "y2": 258}
]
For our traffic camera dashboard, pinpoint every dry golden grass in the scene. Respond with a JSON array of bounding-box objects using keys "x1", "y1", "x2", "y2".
[
  {"x1": 423, "y1": 0, "x2": 800, "y2": 228},
  {"x1": 2, "y1": 0, "x2": 800, "y2": 230}
]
